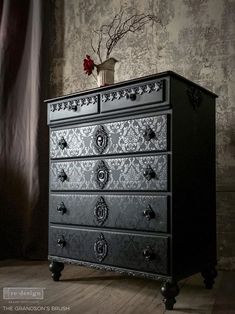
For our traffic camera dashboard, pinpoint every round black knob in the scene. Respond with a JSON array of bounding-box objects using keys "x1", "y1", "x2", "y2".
[
  {"x1": 143, "y1": 246, "x2": 155, "y2": 262},
  {"x1": 129, "y1": 92, "x2": 136, "y2": 101},
  {"x1": 58, "y1": 169, "x2": 67, "y2": 182},
  {"x1": 144, "y1": 126, "x2": 155, "y2": 141},
  {"x1": 57, "y1": 236, "x2": 66, "y2": 248},
  {"x1": 125, "y1": 92, "x2": 136, "y2": 101},
  {"x1": 57, "y1": 202, "x2": 67, "y2": 215},
  {"x1": 143, "y1": 166, "x2": 156, "y2": 181},
  {"x1": 71, "y1": 101, "x2": 77, "y2": 111},
  {"x1": 58, "y1": 137, "x2": 67, "y2": 150},
  {"x1": 143, "y1": 206, "x2": 155, "y2": 220}
]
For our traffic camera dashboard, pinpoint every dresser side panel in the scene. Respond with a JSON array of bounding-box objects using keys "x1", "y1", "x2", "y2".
[{"x1": 171, "y1": 77, "x2": 216, "y2": 280}]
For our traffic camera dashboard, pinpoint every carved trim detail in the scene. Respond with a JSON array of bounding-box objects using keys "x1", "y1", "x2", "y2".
[
  {"x1": 94, "y1": 160, "x2": 109, "y2": 189},
  {"x1": 50, "y1": 95, "x2": 98, "y2": 112},
  {"x1": 94, "y1": 197, "x2": 109, "y2": 225},
  {"x1": 101, "y1": 80, "x2": 163, "y2": 102},
  {"x1": 187, "y1": 86, "x2": 202, "y2": 110},
  {"x1": 93, "y1": 125, "x2": 109, "y2": 154},
  {"x1": 48, "y1": 255, "x2": 172, "y2": 281},
  {"x1": 94, "y1": 233, "x2": 108, "y2": 262}
]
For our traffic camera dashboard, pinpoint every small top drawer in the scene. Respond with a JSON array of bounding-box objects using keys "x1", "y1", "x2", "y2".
[
  {"x1": 50, "y1": 114, "x2": 168, "y2": 158},
  {"x1": 101, "y1": 79, "x2": 166, "y2": 113},
  {"x1": 48, "y1": 94, "x2": 99, "y2": 122}
]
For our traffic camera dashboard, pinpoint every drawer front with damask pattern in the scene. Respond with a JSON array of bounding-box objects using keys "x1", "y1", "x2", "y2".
[
  {"x1": 49, "y1": 226, "x2": 169, "y2": 274},
  {"x1": 50, "y1": 154, "x2": 168, "y2": 191},
  {"x1": 50, "y1": 194, "x2": 168, "y2": 232},
  {"x1": 50, "y1": 115, "x2": 168, "y2": 159}
]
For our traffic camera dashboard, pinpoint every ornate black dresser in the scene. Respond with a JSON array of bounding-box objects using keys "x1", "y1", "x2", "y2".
[{"x1": 46, "y1": 71, "x2": 217, "y2": 310}]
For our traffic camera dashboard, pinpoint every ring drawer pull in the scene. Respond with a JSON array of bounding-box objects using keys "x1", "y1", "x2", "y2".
[
  {"x1": 58, "y1": 137, "x2": 67, "y2": 150},
  {"x1": 57, "y1": 202, "x2": 67, "y2": 215},
  {"x1": 94, "y1": 233, "x2": 108, "y2": 262},
  {"x1": 93, "y1": 125, "x2": 108, "y2": 154},
  {"x1": 58, "y1": 169, "x2": 67, "y2": 182},
  {"x1": 57, "y1": 236, "x2": 66, "y2": 248},
  {"x1": 143, "y1": 246, "x2": 155, "y2": 262},
  {"x1": 143, "y1": 165, "x2": 156, "y2": 181},
  {"x1": 94, "y1": 197, "x2": 109, "y2": 225},
  {"x1": 95, "y1": 160, "x2": 109, "y2": 189},
  {"x1": 144, "y1": 126, "x2": 155, "y2": 141},
  {"x1": 143, "y1": 205, "x2": 155, "y2": 220}
]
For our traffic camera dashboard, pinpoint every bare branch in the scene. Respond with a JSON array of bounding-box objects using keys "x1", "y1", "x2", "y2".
[{"x1": 90, "y1": 9, "x2": 162, "y2": 62}]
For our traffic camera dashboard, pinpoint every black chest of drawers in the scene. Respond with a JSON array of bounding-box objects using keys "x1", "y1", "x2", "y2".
[{"x1": 46, "y1": 71, "x2": 217, "y2": 310}]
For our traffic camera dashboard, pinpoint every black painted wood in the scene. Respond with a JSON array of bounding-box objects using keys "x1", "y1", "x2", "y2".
[
  {"x1": 45, "y1": 72, "x2": 217, "y2": 311},
  {"x1": 49, "y1": 260, "x2": 64, "y2": 281},
  {"x1": 50, "y1": 194, "x2": 168, "y2": 232},
  {"x1": 49, "y1": 226, "x2": 169, "y2": 275}
]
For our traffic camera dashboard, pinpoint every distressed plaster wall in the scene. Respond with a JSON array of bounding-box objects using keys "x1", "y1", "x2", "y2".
[{"x1": 49, "y1": 0, "x2": 235, "y2": 270}]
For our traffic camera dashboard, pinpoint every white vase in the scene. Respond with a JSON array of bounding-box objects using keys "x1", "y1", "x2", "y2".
[{"x1": 96, "y1": 58, "x2": 118, "y2": 87}]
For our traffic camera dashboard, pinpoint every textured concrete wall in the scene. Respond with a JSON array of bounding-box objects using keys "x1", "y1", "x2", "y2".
[{"x1": 49, "y1": 0, "x2": 235, "y2": 270}]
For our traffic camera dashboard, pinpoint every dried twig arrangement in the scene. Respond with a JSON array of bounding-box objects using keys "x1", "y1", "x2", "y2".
[{"x1": 90, "y1": 8, "x2": 162, "y2": 63}]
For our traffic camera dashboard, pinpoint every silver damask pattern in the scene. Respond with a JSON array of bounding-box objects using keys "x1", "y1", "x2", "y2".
[
  {"x1": 50, "y1": 155, "x2": 168, "y2": 191},
  {"x1": 50, "y1": 115, "x2": 167, "y2": 158}
]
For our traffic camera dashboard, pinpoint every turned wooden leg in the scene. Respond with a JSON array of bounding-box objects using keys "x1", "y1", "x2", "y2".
[
  {"x1": 160, "y1": 281, "x2": 180, "y2": 311},
  {"x1": 49, "y1": 261, "x2": 64, "y2": 281},
  {"x1": 201, "y1": 267, "x2": 217, "y2": 289}
]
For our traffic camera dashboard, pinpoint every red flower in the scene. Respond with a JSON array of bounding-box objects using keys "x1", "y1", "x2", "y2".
[{"x1": 83, "y1": 55, "x2": 95, "y2": 75}]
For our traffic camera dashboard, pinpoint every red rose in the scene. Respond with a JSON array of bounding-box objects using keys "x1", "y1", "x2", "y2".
[{"x1": 83, "y1": 55, "x2": 95, "y2": 75}]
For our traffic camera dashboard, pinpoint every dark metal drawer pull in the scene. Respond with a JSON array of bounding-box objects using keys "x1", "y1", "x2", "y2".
[
  {"x1": 58, "y1": 137, "x2": 67, "y2": 150},
  {"x1": 143, "y1": 246, "x2": 155, "y2": 262},
  {"x1": 94, "y1": 125, "x2": 108, "y2": 154},
  {"x1": 58, "y1": 169, "x2": 67, "y2": 182},
  {"x1": 57, "y1": 236, "x2": 66, "y2": 248},
  {"x1": 95, "y1": 160, "x2": 109, "y2": 189},
  {"x1": 143, "y1": 165, "x2": 156, "y2": 181},
  {"x1": 94, "y1": 197, "x2": 109, "y2": 225},
  {"x1": 57, "y1": 202, "x2": 67, "y2": 215},
  {"x1": 144, "y1": 126, "x2": 155, "y2": 141},
  {"x1": 143, "y1": 205, "x2": 155, "y2": 220},
  {"x1": 125, "y1": 91, "x2": 136, "y2": 101},
  {"x1": 94, "y1": 233, "x2": 108, "y2": 262}
]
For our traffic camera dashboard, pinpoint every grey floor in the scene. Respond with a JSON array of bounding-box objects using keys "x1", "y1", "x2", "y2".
[{"x1": 0, "y1": 260, "x2": 234, "y2": 314}]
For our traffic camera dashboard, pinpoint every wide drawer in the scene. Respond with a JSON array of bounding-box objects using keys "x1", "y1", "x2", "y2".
[
  {"x1": 101, "y1": 79, "x2": 166, "y2": 112},
  {"x1": 50, "y1": 194, "x2": 168, "y2": 232},
  {"x1": 50, "y1": 114, "x2": 168, "y2": 158},
  {"x1": 48, "y1": 94, "x2": 99, "y2": 122},
  {"x1": 50, "y1": 154, "x2": 168, "y2": 191},
  {"x1": 49, "y1": 226, "x2": 169, "y2": 275}
]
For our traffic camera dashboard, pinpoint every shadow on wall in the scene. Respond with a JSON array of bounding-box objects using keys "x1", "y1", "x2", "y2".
[{"x1": 49, "y1": 0, "x2": 65, "y2": 97}]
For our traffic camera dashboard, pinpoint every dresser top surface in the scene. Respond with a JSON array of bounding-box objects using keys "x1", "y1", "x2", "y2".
[{"x1": 44, "y1": 71, "x2": 218, "y2": 103}]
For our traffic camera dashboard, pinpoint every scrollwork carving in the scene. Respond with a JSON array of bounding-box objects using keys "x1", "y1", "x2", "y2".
[
  {"x1": 93, "y1": 125, "x2": 108, "y2": 154},
  {"x1": 187, "y1": 86, "x2": 202, "y2": 110},
  {"x1": 94, "y1": 233, "x2": 108, "y2": 262},
  {"x1": 94, "y1": 197, "x2": 109, "y2": 225}
]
